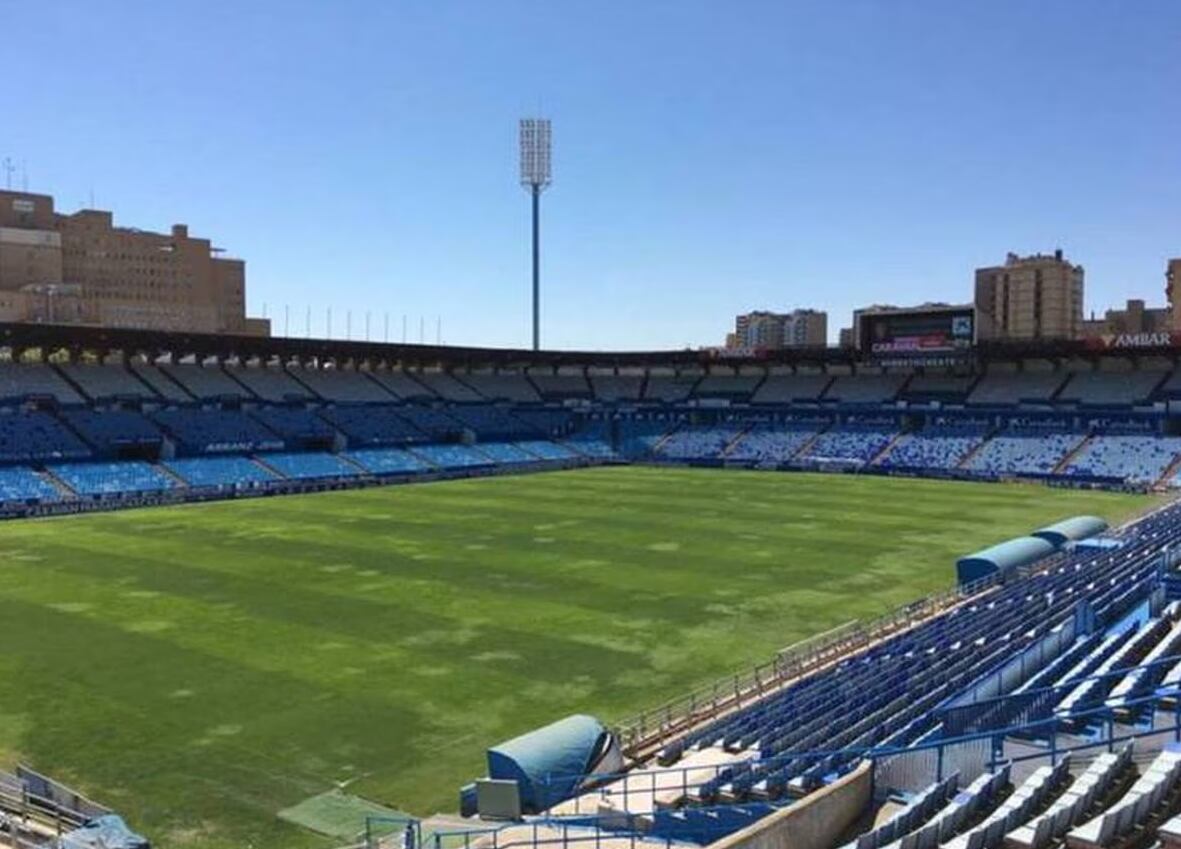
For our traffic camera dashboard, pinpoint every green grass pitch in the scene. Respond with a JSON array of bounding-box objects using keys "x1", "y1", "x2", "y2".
[{"x1": 0, "y1": 467, "x2": 1157, "y2": 848}]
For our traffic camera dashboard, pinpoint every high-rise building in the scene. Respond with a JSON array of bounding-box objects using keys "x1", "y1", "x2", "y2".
[
  {"x1": 974, "y1": 250, "x2": 1084, "y2": 341},
  {"x1": 729, "y1": 309, "x2": 827, "y2": 349},
  {"x1": 0, "y1": 189, "x2": 268, "y2": 335}
]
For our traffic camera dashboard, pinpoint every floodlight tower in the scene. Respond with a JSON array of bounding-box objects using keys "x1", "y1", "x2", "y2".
[{"x1": 519, "y1": 118, "x2": 552, "y2": 351}]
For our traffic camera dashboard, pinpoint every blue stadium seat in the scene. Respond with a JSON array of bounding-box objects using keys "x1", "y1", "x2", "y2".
[
  {"x1": 802, "y1": 424, "x2": 896, "y2": 466},
  {"x1": 879, "y1": 425, "x2": 989, "y2": 471},
  {"x1": 248, "y1": 406, "x2": 337, "y2": 444},
  {"x1": 1064, "y1": 435, "x2": 1181, "y2": 484},
  {"x1": 0, "y1": 467, "x2": 62, "y2": 503},
  {"x1": 392, "y1": 406, "x2": 464, "y2": 440},
  {"x1": 516, "y1": 440, "x2": 579, "y2": 460},
  {"x1": 344, "y1": 448, "x2": 432, "y2": 475},
  {"x1": 727, "y1": 423, "x2": 822, "y2": 464},
  {"x1": 655, "y1": 425, "x2": 743, "y2": 460},
  {"x1": 965, "y1": 430, "x2": 1085, "y2": 476},
  {"x1": 447, "y1": 406, "x2": 536, "y2": 439},
  {"x1": 50, "y1": 461, "x2": 175, "y2": 496},
  {"x1": 412, "y1": 443, "x2": 495, "y2": 469},
  {"x1": 319, "y1": 405, "x2": 425, "y2": 446},
  {"x1": 476, "y1": 442, "x2": 539, "y2": 465},
  {"x1": 62, "y1": 408, "x2": 163, "y2": 454},
  {"x1": 165, "y1": 456, "x2": 279, "y2": 488},
  {"x1": 618, "y1": 420, "x2": 673, "y2": 458},
  {"x1": 0, "y1": 410, "x2": 92, "y2": 463},
  {"x1": 151, "y1": 408, "x2": 284, "y2": 454},
  {"x1": 258, "y1": 452, "x2": 361, "y2": 480}
]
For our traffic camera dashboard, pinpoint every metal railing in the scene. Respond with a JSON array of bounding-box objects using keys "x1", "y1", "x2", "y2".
[
  {"x1": 365, "y1": 819, "x2": 684, "y2": 849},
  {"x1": 541, "y1": 681, "x2": 1181, "y2": 815},
  {"x1": 613, "y1": 571, "x2": 1003, "y2": 754},
  {"x1": 0, "y1": 782, "x2": 93, "y2": 843}
]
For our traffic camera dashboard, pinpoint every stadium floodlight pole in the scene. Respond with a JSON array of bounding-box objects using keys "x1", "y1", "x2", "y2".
[{"x1": 519, "y1": 118, "x2": 552, "y2": 351}]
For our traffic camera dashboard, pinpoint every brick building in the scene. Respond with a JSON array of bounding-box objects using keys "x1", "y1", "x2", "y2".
[{"x1": 0, "y1": 189, "x2": 268, "y2": 335}]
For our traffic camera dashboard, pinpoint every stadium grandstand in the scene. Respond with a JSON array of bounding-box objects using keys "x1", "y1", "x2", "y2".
[{"x1": 6, "y1": 324, "x2": 1181, "y2": 519}]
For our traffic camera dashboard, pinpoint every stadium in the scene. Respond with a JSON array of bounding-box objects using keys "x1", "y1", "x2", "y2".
[
  {"x1": 3, "y1": 4, "x2": 1181, "y2": 849},
  {"x1": 5, "y1": 319, "x2": 1181, "y2": 849}
]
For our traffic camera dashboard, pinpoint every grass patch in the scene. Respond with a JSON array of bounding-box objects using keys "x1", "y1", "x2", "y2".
[
  {"x1": 0, "y1": 467, "x2": 1156, "y2": 848},
  {"x1": 278, "y1": 789, "x2": 409, "y2": 839}
]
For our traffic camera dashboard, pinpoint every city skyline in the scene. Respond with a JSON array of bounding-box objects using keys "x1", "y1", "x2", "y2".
[{"x1": 1, "y1": 0, "x2": 1178, "y2": 350}]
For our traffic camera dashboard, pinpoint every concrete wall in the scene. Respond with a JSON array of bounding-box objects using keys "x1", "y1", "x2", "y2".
[{"x1": 709, "y1": 761, "x2": 871, "y2": 849}]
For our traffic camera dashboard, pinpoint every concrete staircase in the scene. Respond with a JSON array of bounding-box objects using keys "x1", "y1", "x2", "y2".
[
  {"x1": 869, "y1": 431, "x2": 907, "y2": 466},
  {"x1": 252, "y1": 454, "x2": 288, "y2": 479},
  {"x1": 155, "y1": 462, "x2": 189, "y2": 488},
  {"x1": 955, "y1": 428, "x2": 999, "y2": 470},
  {"x1": 339, "y1": 452, "x2": 372, "y2": 475},
  {"x1": 788, "y1": 425, "x2": 831, "y2": 462},
  {"x1": 37, "y1": 468, "x2": 76, "y2": 499},
  {"x1": 650, "y1": 425, "x2": 681, "y2": 455},
  {"x1": 1051, "y1": 434, "x2": 1094, "y2": 475},
  {"x1": 1156, "y1": 453, "x2": 1181, "y2": 490},
  {"x1": 720, "y1": 425, "x2": 753, "y2": 458}
]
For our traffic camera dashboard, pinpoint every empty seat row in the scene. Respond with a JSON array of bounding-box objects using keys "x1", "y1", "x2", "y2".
[
  {"x1": 655, "y1": 426, "x2": 744, "y2": 460},
  {"x1": 344, "y1": 448, "x2": 432, "y2": 475},
  {"x1": 165, "y1": 456, "x2": 278, "y2": 488},
  {"x1": 0, "y1": 410, "x2": 91, "y2": 462},
  {"x1": 0, "y1": 467, "x2": 60, "y2": 503},
  {"x1": 965, "y1": 431, "x2": 1085, "y2": 476},
  {"x1": 879, "y1": 427, "x2": 988, "y2": 471},
  {"x1": 151, "y1": 408, "x2": 283, "y2": 454},
  {"x1": 1007, "y1": 745, "x2": 1133, "y2": 849},
  {"x1": 727, "y1": 425, "x2": 821, "y2": 464},
  {"x1": 1066, "y1": 745, "x2": 1181, "y2": 849},
  {"x1": 50, "y1": 461, "x2": 175, "y2": 496},
  {"x1": 802, "y1": 426, "x2": 896, "y2": 465},
  {"x1": 1064, "y1": 435, "x2": 1181, "y2": 484},
  {"x1": 1057, "y1": 617, "x2": 1172, "y2": 716},
  {"x1": 412, "y1": 444, "x2": 493, "y2": 469},
  {"x1": 844, "y1": 774, "x2": 960, "y2": 849},
  {"x1": 259, "y1": 452, "x2": 360, "y2": 480},
  {"x1": 516, "y1": 440, "x2": 579, "y2": 461},
  {"x1": 944, "y1": 756, "x2": 1071, "y2": 849},
  {"x1": 879, "y1": 766, "x2": 1011, "y2": 849}
]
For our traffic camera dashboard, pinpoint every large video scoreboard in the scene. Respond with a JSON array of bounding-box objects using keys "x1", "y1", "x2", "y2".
[{"x1": 859, "y1": 306, "x2": 975, "y2": 358}]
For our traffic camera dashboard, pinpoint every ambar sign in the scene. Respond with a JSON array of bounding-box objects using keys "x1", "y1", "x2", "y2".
[{"x1": 1088, "y1": 331, "x2": 1178, "y2": 350}]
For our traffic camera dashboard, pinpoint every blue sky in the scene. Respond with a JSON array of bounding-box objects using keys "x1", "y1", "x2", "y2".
[{"x1": 2, "y1": 1, "x2": 1178, "y2": 350}]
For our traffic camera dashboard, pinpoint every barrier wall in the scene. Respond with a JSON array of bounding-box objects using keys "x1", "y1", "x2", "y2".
[{"x1": 709, "y1": 762, "x2": 871, "y2": 849}]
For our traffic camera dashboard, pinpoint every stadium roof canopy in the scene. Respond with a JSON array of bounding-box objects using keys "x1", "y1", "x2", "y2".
[
  {"x1": 1031, "y1": 515, "x2": 1108, "y2": 547},
  {"x1": 1, "y1": 321, "x2": 1177, "y2": 370},
  {"x1": 956, "y1": 536, "x2": 1057, "y2": 585}
]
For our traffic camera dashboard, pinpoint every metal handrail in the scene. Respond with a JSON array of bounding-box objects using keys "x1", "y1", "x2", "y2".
[{"x1": 612, "y1": 571, "x2": 1002, "y2": 753}]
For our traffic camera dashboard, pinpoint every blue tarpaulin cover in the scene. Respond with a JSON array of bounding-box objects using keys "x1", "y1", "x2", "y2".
[
  {"x1": 1031, "y1": 516, "x2": 1108, "y2": 547},
  {"x1": 56, "y1": 815, "x2": 150, "y2": 849},
  {"x1": 956, "y1": 536, "x2": 1056, "y2": 585},
  {"x1": 487, "y1": 714, "x2": 608, "y2": 811}
]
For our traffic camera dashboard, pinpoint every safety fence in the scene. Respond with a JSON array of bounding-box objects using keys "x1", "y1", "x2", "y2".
[
  {"x1": 364, "y1": 685, "x2": 1181, "y2": 849},
  {"x1": 0, "y1": 764, "x2": 108, "y2": 843},
  {"x1": 543, "y1": 675, "x2": 1181, "y2": 815},
  {"x1": 613, "y1": 526, "x2": 1175, "y2": 760},
  {"x1": 937, "y1": 648, "x2": 1181, "y2": 737},
  {"x1": 613, "y1": 571, "x2": 1003, "y2": 755},
  {"x1": 366, "y1": 816, "x2": 697, "y2": 849}
]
